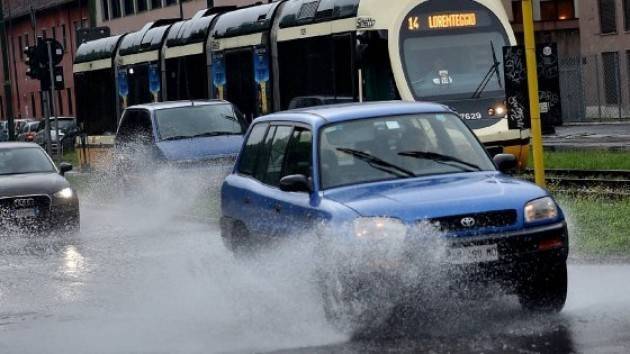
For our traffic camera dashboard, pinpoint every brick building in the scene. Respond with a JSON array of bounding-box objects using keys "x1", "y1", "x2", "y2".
[
  {"x1": 95, "y1": 0, "x2": 257, "y2": 34},
  {"x1": 0, "y1": 0, "x2": 88, "y2": 121}
]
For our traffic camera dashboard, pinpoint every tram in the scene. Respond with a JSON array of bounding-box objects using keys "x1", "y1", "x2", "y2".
[{"x1": 73, "y1": 0, "x2": 529, "y2": 169}]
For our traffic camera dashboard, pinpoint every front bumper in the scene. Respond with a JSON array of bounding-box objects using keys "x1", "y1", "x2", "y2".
[
  {"x1": 334, "y1": 222, "x2": 568, "y2": 294},
  {"x1": 1, "y1": 199, "x2": 80, "y2": 233}
]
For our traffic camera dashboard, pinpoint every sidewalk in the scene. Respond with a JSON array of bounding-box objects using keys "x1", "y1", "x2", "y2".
[{"x1": 543, "y1": 122, "x2": 630, "y2": 150}]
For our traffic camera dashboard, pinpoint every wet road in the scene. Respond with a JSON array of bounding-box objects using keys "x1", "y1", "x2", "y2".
[{"x1": 1, "y1": 198, "x2": 630, "y2": 353}]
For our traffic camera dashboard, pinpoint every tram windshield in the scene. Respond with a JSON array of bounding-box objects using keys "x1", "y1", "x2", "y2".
[
  {"x1": 402, "y1": 31, "x2": 506, "y2": 99},
  {"x1": 399, "y1": 1, "x2": 510, "y2": 101}
]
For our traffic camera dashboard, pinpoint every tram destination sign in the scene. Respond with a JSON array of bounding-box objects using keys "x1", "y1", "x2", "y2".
[{"x1": 404, "y1": 11, "x2": 492, "y2": 32}]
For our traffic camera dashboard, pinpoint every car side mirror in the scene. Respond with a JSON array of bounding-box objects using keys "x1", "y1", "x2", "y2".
[
  {"x1": 279, "y1": 174, "x2": 312, "y2": 193},
  {"x1": 59, "y1": 162, "x2": 73, "y2": 176},
  {"x1": 493, "y1": 154, "x2": 518, "y2": 174}
]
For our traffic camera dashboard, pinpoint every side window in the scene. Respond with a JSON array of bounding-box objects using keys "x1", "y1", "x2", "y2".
[
  {"x1": 117, "y1": 109, "x2": 153, "y2": 144},
  {"x1": 238, "y1": 123, "x2": 269, "y2": 176},
  {"x1": 262, "y1": 126, "x2": 293, "y2": 186},
  {"x1": 283, "y1": 127, "x2": 312, "y2": 178}
]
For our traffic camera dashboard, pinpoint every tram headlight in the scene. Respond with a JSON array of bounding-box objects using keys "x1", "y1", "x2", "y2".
[{"x1": 488, "y1": 104, "x2": 507, "y2": 117}]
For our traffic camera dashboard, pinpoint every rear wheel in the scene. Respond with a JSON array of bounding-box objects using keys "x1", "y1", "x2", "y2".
[
  {"x1": 517, "y1": 260, "x2": 567, "y2": 313},
  {"x1": 222, "y1": 221, "x2": 254, "y2": 258}
]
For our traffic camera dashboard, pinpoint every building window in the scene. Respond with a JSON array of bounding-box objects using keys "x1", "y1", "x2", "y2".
[
  {"x1": 124, "y1": 0, "x2": 134, "y2": 16},
  {"x1": 67, "y1": 88, "x2": 74, "y2": 115},
  {"x1": 151, "y1": 0, "x2": 162, "y2": 10},
  {"x1": 137, "y1": 0, "x2": 147, "y2": 12},
  {"x1": 102, "y1": 0, "x2": 110, "y2": 20},
  {"x1": 602, "y1": 52, "x2": 620, "y2": 104},
  {"x1": 30, "y1": 93, "x2": 36, "y2": 118},
  {"x1": 18, "y1": 36, "x2": 23, "y2": 60},
  {"x1": 111, "y1": 0, "x2": 122, "y2": 19},
  {"x1": 599, "y1": 0, "x2": 617, "y2": 34},
  {"x1": 511, "y1": 1, "x2": 523, "y2": 23},
  {"x1": 62, "y1": 24, "x2": 67, "y2": 51},
  {"x1": 58, "y1": 91, "x2": 64, "y2": 115},
  {"x1": 624, "y1": 0, "x2": 630, "y2": 31}
]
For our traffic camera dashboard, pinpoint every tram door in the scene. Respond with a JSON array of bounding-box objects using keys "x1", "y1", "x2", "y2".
[
  {"x1": 126, "y1": 63, "x2": 152, "y2": 106},
  {"x1": 224, "y1": 49, "x2": 256, "y2": 120},
  {"x1": 165, "y1": 54, "x2": 208, "y2": 101}
]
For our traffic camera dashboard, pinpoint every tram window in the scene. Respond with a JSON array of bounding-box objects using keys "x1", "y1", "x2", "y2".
[
  {"x1": 278, "y1": 35, "x2": 354, "y2": 109},
  {"x1": 111, "y1": 0, "x2": 121, "y2": 19},
  {"x1": 165, "y1": 55, "x2": 208, "y2": 101},
  {"x1": 361, "y1": 32, "x2": 399, "y2": 101}
]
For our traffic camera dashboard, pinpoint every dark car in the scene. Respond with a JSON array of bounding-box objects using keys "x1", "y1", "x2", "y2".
[
  {"x1": 35, "y1": 117, "x2": 79, "y2": 153},
  {"x1": 221, "y1": 102, "x2": 568, "y2": 333},
  {"x1": 0, "y1": 122, "x2": 7, "y2": 142},
  {"x1": 288, "y1": 96, "x2": 354, "y2": 110},
  {"x1": 115, "y1": 100, "x2": 246, "y2": 167},
  {"x1": 17, "y1": 121, "x2": 41, "y2": 142},
  {"x1": 0, "y1": 142, "x2": 80, "y2": 232}
]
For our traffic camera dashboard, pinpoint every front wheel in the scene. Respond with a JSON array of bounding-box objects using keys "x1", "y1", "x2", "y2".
[
  {"x1": 517, "y1": 260, "x2": 568, "y2": 313},
  {"x1": 319, "y1": 269, "x2": 394, "y2": 336}
]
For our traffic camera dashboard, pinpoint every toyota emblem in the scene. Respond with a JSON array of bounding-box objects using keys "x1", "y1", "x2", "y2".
[{"x1": 460, "y1": 217, "x2": 476, "y2": 228}]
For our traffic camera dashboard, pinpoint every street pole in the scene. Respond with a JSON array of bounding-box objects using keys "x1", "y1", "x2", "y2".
[
  {"x1": 522, "y1": 0, "x2": 546, "y2": 187},
  {"x1": 46, "y1": 41, "x2": 60, "y2": 160},
  {"x1": 179, "y1": 0, "x2": 184, "y2": 19},
  {"x1": 0, "y1": 0, "x2": 16, "y2": 140}
]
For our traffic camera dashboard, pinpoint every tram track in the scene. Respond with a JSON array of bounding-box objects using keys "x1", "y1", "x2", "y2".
[{"x1": 521, "y1": 169, "x2": 630, "y2": 196}]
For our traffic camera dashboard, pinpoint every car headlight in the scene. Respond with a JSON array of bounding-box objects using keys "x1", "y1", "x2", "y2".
[
  {"x1": 353, "y1": 217, "x2": 407, "y2": 241},
  {"x1": 54, "y1": 187, "x2": 74, "y2": 199},
  {"x1": 524, "y1": 197, "x2": 558, "y2": 223}
]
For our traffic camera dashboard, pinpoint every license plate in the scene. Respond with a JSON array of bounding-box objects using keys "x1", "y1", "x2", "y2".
[
  {"x1": 13, "y1": 208, "x2": 38, "y2": 218},
  {"x1": 445, "y1": 244, "x2": 499, "y2": 264}
]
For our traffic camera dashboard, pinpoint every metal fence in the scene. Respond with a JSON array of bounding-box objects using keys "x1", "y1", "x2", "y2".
[{"x1": 559, "y1": 54, "x2": 630, "y2": 122}]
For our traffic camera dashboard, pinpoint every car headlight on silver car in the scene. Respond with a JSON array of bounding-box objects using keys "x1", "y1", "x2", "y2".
[
  {"x1": 353, "y1": 217, "x2": 407, "y2": 241},
  {"x1": 54, "y1": 187, "x2": 74, "y2": 199},
  {"x1": 524, "y1": 197, "x2": 558, "y2": 223}
]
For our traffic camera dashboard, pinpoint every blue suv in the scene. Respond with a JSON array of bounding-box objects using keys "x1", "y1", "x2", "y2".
[{"x1": 221, "y1": 102, "x2": 568, "y2": 330}]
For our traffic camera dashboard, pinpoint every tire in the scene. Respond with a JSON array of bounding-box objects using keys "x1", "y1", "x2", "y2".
[
  {"x1": 517, "y1": 260, "x2": 568, "y2": 313},
  {"x1": 224, "y1": 221, "x2": 254, "y2": 258},
  {"x1": 319, "y1": 269, "x2": 393, "y2": 336}
]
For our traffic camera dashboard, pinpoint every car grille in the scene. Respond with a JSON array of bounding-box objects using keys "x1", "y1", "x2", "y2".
[
  {"x1": 0, "y1": 195, "x2": 51, "y2": 217},
  {"x1": 427, "y1": 210, "x2": 518, "y2": 232}
]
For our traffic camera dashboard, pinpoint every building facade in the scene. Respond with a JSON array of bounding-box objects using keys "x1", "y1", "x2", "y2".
[
  {"x1": 96, "y1": 0, "x2": 257, "y2": 34},
  {"x1": 503, "y1": 0, "x2": 581, "y2": 58},
  {"x1": 578, "y1": 0, "x2": 630, "y2": 118},
  {"x1": 0, "y1": 0, "x2": 88, "y2": 121}
]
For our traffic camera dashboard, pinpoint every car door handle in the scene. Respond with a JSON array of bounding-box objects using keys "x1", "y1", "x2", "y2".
[
  {"x1": 243, "y1": 197, "x2": 251, "y2": 205},
  {"x1": 273, "y1": 204, "x2": 282, "y2": 213}
]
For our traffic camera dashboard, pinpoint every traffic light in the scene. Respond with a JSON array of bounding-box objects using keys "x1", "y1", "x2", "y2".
[
  {"x1": 24, "y1": 45, "x2": 43, "y2": 80},
  {"x1": 23, "y1": 38, "x2": 65, "y2": 91}
]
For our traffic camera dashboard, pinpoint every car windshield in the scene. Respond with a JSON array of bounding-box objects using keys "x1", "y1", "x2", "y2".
[
  {"x1": 319, "y1": 113, "x2": 496, "y2": 189},
  {"x1": 155, "y1": 104, "x2": 244, "y2": 141},
  {"x1": 0, "y1": 147, "x2": 56, "y2": 175}
]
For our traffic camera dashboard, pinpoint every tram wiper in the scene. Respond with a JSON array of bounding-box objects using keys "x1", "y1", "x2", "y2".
[
  {"x1": 398, "y1": 150, "x2": 481, "y2": 172},
  {"x1": 471, "y1": 41, "x2": 503, "y2": 99},
  {"x1": 337, "y1": 147, "x2": 416, "y2": 178}
]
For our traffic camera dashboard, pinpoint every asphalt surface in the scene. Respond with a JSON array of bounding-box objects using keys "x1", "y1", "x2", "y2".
[
  {"x1": 544, "y1": 122, "x2": 630, "y2": 149},
  {"x1": 1, "y1": 186, "x2": 630, "y2": 353}
]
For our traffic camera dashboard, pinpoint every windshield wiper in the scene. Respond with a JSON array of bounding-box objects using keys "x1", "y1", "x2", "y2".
[
  {"x1": 398, "y1": 150, "x2": 481, "y2": 172},
  {"x1": 336, "y1": 148, "x2": 416, "y2": 178},
  {"x1": 471, "y1": 41, "x2": 503, "y2": 99},
  {"x1": 191, "y1": 131, "x2": 241, "y2": 138}
]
